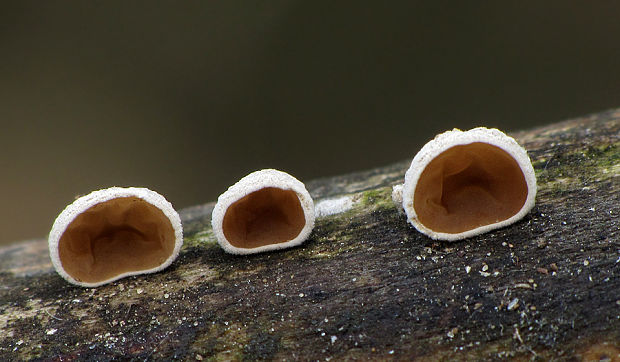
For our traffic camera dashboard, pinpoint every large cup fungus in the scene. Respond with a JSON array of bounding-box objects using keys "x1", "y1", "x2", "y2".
[
  {"x1": 49, "y1": 187, "x2": 183, "y2": 287},
  {"x1": 401, "y1": 128, "x2": 537, "y2": 241},
  {"x1": 212, "y1": 169, "x2": 315, "y2": 254}
]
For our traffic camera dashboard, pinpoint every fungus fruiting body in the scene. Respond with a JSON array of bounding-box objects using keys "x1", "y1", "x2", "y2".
[
  {"x1": 212, "y1": 169, "x2": 315, "y2": 254},
  {"x1": 402, "y1": 127, "x2": 537, "y2": 241},
  {"x1": 315, "y1": 196, "x2": 354, "y2": 218},
  {"x1": 49, "y1": 187, "x2": 183, "y2": 287}
]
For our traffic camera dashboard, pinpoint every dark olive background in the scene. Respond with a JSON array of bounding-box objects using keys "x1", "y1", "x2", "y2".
[{"x1": 1, "y1": 2, "x2": 619, "y2": 244}]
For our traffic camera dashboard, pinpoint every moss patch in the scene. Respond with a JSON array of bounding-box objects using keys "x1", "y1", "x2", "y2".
[
  {"x1": 534, "y1": 142, "x2": 619, "y2": 190},
  {"x1": 183, "y1": 229, "x2": 218, "y2": 249},
  {"x1": 359, "y1": 187, "x2": 397, "y2": 212}
]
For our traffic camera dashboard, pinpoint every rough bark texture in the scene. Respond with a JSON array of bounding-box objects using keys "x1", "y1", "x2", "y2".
[{"x1": 1, "y1": 109, "x2": 619, "y2": 361}]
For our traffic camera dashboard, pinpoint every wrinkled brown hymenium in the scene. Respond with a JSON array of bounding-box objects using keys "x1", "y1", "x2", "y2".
[
  {"x1": 414, "y1": 142, "x2": 528, "y2": 234},
  {"x1": 222, "y1": 187, "x2": 305, "y2": 249},
  {"x1": 58, "y1": 197, "x2": 176, "y2": 283}
]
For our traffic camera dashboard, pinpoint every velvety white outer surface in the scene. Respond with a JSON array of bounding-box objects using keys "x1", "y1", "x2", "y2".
[
  {"x1": 402, "y1": 127, "x2": 537, "y2": 241},
  {"x1": 211, "y1": 169, "x2": 315, "y2": 255},
  {"x1": 48, "y1": 187, "x2": 183, "y2": 287},
  {"x1": 391, "y1": 184, "x2": 403, "y2": 205}
]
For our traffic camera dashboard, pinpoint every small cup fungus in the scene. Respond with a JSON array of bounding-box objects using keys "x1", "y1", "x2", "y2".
[
  {"x1": 48, "y1": 187, "x2": 183, "y2": 287},
  {"x1": 212, "y1": 169, "x2": 315, "y2": 254},
  {"x1": 402, "y1": 127, "x2": 537, "y2": 241}
]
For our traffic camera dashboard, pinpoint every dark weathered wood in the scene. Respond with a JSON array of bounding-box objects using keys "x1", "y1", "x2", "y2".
[{"x1": 1, "y1": 109, "x2": 619, "y2": 361}]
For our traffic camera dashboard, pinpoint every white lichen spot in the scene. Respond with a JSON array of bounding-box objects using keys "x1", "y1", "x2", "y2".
[
  {"x1": 46, "y1": 329, "x2": 57, "y2": 335},
  {"x1": 507, "y1": 298, "x2": 520, "y2": 311},
  {"x1": 447, "y1": 327, "x2": 458, "y2": 338},
  {"x1": 314, "y1": 196, "x2": 354, "y2": 218},
  {"x1": 331, "y1": 335, "x2": 338, "y2": 344},
  {"x1": 514, "y1": 283, "x2": 532, "y2": 289}
]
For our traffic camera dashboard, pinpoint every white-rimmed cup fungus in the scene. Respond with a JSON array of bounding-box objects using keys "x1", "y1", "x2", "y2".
[
  {"x1": 211, "y1": 169, "x2": 315, "y2": 254},
  {"x1": 48, "y1": 187, "x2": 183, "y2": 287},
  {"x1": 401, "y1": 127, "x2": 537, "y2": 241}
]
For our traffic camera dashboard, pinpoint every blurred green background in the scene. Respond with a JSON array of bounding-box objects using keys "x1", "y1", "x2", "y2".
[{"x1": 1, "y1": 2, "x2": 619, "y2": 244}]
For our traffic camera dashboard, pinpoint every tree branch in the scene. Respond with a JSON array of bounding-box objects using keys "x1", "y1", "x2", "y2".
[{"x1": 1, "y1": 109, "x2": 619, "y2": 360}]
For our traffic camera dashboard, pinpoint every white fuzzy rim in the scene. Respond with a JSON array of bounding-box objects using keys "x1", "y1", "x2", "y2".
[
  {"x1": 48, "y1": 187, "x2": 183, "y2": 287},
  {"x1": 211, "y1": 169, "x2": 315, "y2": 255},
  {"x1": 402, "y1": 127, "x2": 537, "y2": 241}
]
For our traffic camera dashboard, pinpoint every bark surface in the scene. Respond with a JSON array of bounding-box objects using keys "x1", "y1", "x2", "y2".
[{"x1": 1, "y1": 109, "x2": 619, "y2": 361}]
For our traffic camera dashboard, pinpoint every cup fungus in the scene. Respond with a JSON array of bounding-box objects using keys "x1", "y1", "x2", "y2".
[
  {"x1": 402, "y1": 127, "x2": 537, "y2": 241},
  {"x1": 48, "y1": 187, "x2": 183, "y2": 287},
  {"x1": 211, "y1": 169, "x2": 315, "y2": 254}
]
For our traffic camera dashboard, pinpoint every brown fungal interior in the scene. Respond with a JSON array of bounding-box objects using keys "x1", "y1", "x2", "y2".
[
  {"x1": 58, "y1": 197, "x2": 176, "y2": 284},
  {"x1": 222, "y1": 187, "x2": 306, "y2": 249},
  {"x1": 414, "y1": 142, "x2": 528, "y2": 234}
]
